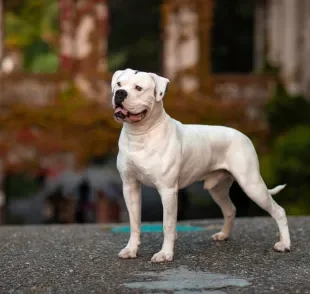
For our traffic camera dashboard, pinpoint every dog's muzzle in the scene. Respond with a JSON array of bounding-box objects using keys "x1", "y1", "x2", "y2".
[
  {"x1": 114, "y1": 89, "x2": 128, "y2": 105},
  {"x1": 114, "y1": 110, "x2": 126, "y2": 120},
  {"x1": 114, "y1": 105, "x2": 148, "y2": 123}
]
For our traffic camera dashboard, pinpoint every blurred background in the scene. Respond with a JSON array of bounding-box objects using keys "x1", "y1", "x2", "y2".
[{"x1": 0, "y1": 0, "x2": 309, "y2": 225}]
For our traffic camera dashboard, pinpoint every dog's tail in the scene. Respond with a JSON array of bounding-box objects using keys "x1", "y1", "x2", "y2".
[{"x1": 268, "y1": 184, "x2": 287, "y2": 196}]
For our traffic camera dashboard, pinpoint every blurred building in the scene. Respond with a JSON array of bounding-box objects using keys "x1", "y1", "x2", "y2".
[
  {"x1": 162, "y1": 0, "x2": 275, "y2": 125},
  {"x1": 59, "y1": 0, "x2": 110, "y2": 101},
  {"x1": 163, "y1": 0, "x2": 310, "y2": 101},
  {"x1": 162, "y1": 2, "x2": 199, "y2": 93},
  {"x1": 162, "y1": 0, "x2": 213, "y2": 94},
  {"x1": 254, "y1": 0, "x2": 310, "y2": 98}
]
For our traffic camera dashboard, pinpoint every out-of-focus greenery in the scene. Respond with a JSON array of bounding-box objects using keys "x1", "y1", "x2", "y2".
[
  {"x1": 5, "y1": 0, "x2": 59, "y2": 72},
  {"x1": 266, "y1": 84, "x2": 310, "y2": 135},
  {"x1": 5, "y1": 0, "x2": 162, "y2": 73},
  {"x1": 4, "y1": 173, "x2": 40, "y2": 200},
  {"x1": 260, "y1": 84, "x2": 310, "y2": 215}
]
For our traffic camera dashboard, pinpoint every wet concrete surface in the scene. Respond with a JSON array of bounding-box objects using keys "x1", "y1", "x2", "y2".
[{"x1": 0, "y1": 217, "x2": 310, "y2": 294}]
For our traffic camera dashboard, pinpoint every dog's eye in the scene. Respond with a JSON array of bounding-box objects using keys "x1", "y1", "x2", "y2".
[
  {"x1": 117, "y1": 82, "x2": 121, "y2": 87},
  {"x1": 135, "y1": 85, "x2": 142, "y2": 91}
]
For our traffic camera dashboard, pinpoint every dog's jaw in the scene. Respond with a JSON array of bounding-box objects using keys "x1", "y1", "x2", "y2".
[
  {"x1": 114, "y1": 105, "x2": 148, "y2": 123},
  {"x1": 121, "y1": 101, "x2": 167, "y2": 135}
]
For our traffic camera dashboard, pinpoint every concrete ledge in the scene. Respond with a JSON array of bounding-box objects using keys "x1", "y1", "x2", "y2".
[{"x1": 0, "y1": 217, "x2": 309, "y2": 293}]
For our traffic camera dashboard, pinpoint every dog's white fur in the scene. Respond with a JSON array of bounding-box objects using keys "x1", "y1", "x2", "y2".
[{"x1": 112, "y1": 69, "x2": 291, "y2": 263}]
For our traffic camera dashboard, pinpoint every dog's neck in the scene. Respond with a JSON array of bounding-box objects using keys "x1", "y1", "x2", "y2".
[{"x1": 123, "y1": 102, "x2": 167, "y2": 135}]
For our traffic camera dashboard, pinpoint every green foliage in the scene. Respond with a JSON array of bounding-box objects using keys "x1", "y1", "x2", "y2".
[
  {"x1": 28, "y1": 52, "x2": 58, "y2": 73},
  {"x1": 266, "y1": 83, "x2": 310, "y2": 136},
  {"x1": 23, "y1": 38, "x2": 58, "y2": 73},
  {"x1": 5, "y1": 173, "x2": 40, "y2": 200},
  {"x1": 261, "y1": 126, "x2": 310, "y2": 215},
  {"x1": 5, "y1": 0, "x2": 58, "y2": 73},
  {"x1": 261, "y1": 84, "x2": 310, "y2": 215},
  {"x1": 270, "y1": 126, "x2": 310, "y2": 181},
  {"x1": 108, "y1": 51, "x2": 129, "y2": 72}
]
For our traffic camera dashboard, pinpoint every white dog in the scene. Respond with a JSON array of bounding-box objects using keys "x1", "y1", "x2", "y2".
[{"x1": 111, "y1": 68, "x2": 291, "y2": 263}]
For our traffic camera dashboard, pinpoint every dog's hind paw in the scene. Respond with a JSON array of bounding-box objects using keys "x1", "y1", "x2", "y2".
[
  {"x1": 211, "y1": 232, "x2": 229, "y2": 241},
  {"x1": 151, "y1": 251, "x2": 173, "y2": 263},
  {"x1": 273, "y1": 241, "x2": 291, "y2": 252},
  {"x1": 118, "y1": 247, "x2": 138, "y2": 259}
]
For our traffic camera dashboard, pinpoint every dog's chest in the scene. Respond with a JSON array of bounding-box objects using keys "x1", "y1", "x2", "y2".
[
  {"x1": 118, "y1": 122, "x2": 183, "y2": 188},
  {"x1": 119, "y1": 136, "x2": 180, "y2": 188},
  {"x1": 128, "y1": 148, "x2": 162, "y2": 187}
]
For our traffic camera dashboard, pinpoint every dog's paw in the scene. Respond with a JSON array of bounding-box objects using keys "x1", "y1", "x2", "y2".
[
  {"x1": 273, "y1": 241, "x2": 291, "y2": 252},
  {"x1": 118, "y1": 247, "x2": 138, "y2": 259},
  {"x1": 151, "y1": 251, "x2": 173, "y2": 263},
  {"x1": 211, "y1": 232, "x2": 229, "y2": 241}
]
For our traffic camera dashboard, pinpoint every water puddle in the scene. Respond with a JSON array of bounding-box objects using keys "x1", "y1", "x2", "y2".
[
  {"x1": 123, "y1": 266, "x2": 250, "y2": 293},
  {"x1": 111, "y1": 224, "x2": 204, "y2": 233}
]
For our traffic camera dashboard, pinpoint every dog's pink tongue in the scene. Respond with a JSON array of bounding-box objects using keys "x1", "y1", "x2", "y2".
[
  {"x1": 129, "y1": 113, "x2": 143, "y2": 122},
  {"x1": 114, "y1": 107, "x2": 128, "y2": 116}
]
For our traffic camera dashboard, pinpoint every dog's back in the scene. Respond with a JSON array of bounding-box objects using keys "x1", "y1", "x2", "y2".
[{"x1": 174, "y1": 121, "x2": 243, "y2": 188}]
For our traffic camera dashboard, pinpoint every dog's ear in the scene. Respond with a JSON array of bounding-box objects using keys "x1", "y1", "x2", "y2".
[
  {"x1": 149, "y1": 73, "x2": 170, "y2": 102},
  {"x1": 111, "y1": 70, "x2": 124, "y2": 92}
]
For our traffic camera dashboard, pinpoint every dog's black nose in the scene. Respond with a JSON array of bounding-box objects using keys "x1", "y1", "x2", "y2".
[{"x1": 114, "y1": 89, "x2": 128, "y2": 105}]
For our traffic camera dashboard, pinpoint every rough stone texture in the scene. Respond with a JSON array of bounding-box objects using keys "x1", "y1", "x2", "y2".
[{"x1": 0, "y1": 217, "x2": 310, "y2": 293}]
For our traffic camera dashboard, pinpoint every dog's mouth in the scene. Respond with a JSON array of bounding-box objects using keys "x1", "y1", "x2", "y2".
[{"x1": 114, "y1": 105, "x2": 147, "y2": 123}]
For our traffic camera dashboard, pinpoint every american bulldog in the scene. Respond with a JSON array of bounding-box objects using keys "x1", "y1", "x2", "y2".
[{"x1": 111, "y1": 68, "x2": 291, "y2": 263}]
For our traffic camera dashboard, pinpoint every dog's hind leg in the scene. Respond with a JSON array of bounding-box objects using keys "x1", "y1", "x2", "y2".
[
  {"x1": 227, "y1": 143, "x2": 290, "y2": 252},
  {"x1": 205, "y1": 173, "x2": 235, "y2": 241},
  {"x1": 236, "y1": 173, "x2": 290, "y2": 252}
]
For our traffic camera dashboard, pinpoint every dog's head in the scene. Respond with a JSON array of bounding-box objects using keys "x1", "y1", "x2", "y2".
[{"x1": 111, "y1": 69, "x2": 170, "y2": 124}]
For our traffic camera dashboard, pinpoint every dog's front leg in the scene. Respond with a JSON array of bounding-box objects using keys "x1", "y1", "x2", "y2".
[
  {"x1": 118, "y1": 179, "x2": 141, "y2": 259},
  {"x1": 151, "y1": 187, "x2": 178, "y2": 263}
]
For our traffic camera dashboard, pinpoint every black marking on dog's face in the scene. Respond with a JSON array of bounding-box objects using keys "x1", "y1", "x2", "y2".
[
  {"x1": 164, "y1": 82, "x2": 169, "y2": 95},
  {"x1": 135, "y1": 71, "x2": 139, "y2": 74},
  {"x1": 159, "y1": 83, "x2": 169, "y2": 97}
]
